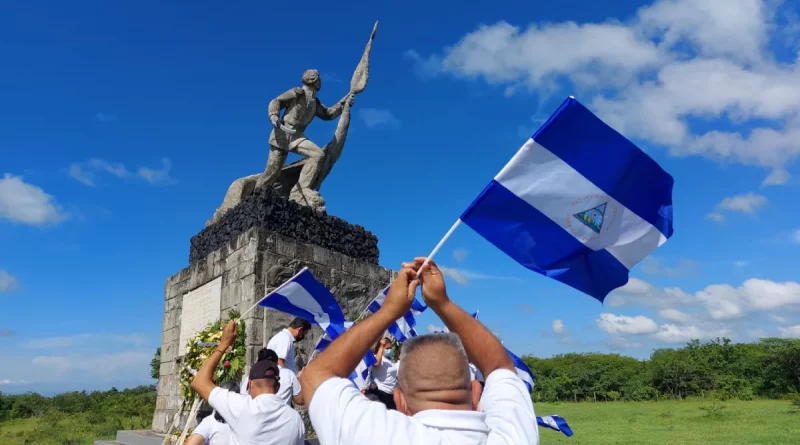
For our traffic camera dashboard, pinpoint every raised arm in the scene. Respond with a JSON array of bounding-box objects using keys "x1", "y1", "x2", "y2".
[
  {"x1": 411, "y1": 258, "x2": 514, "y2": 378},
  {"x1": 191, "y1": 320, "x2": 237, "y2": 401},
  {"x1": 315, "y1": 94, "x2": 354, "y2": 121},
  {"x1": 300, "y1": 267, "x2": 418, "y2": 402}
]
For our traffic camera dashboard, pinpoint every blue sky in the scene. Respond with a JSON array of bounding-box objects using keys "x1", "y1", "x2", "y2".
[{"x1": 2, "y1": 0, "x2": 800, "y2": 394}]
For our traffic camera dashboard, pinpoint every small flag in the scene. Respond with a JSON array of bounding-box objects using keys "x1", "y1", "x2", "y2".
[
  {"x1": 537, "y1": 415, "x2": 573, "y2": 437},
  {"x1": 260, "y1": 268, "x2": 346, "y2": 340},
  {"x1": 314, "y1": 321, "x2": 354, "y2": 352},
  {"x1": 367, "y1": 287, "x2": 425, "y2": 342},
  {"x1": 349, "y1": 350, "x2": 377, "y2": 389},
  {"x1": 459, "y1": 97, "x2": 674, "y2": 301},
  {"x1": 506, "y1": 347, "x2": 535, "y2": 393}
]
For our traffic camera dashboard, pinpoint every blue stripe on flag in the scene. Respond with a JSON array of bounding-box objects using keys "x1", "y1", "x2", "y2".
[
  {"x1": 461, "y1": 180, "x2": 629, "y2": 300},
  {"x1": 532, "y1": 98, "x2": 673, "y2": 238},
  {"x1": 537, "y1": 415, "x2": 573, "y2": 437},
  {"x1": 367, "y1": 286, "x2": 424, "y2": 342},
  {"x1": 506, "y1": 347, "x2": 535, "y2": 393},
  {"x1": 349, "y1": 350, "x2": 377, "y2": 389},
  {"x1": 260, "y1": 268, "x2": 346, "y2": 340}
]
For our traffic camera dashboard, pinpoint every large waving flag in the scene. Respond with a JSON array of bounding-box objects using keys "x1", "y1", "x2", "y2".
[
  {"x1": 506, "y1": 347, "x2": 535, "y2": 393},
  {"x1": 537, "y1": 415, "x2": 573, "y2": 437},
  {"x1": 459, "y1": 97, "x2": 674, "y2": 301},
  {"x1": 367, "y1": 287, "x2": 425, "y2": 342},
  {"x1": 259, "y1": 268, "x2": 346, "y2": 340}
]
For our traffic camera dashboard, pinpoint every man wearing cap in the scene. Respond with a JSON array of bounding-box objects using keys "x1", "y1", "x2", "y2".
[{"x1": 191, "y1": 321, "x2": 305, "y2": 445}]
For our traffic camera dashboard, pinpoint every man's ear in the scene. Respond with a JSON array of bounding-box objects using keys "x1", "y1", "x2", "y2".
[
  {"x1": 471, "y1": 380, "x2": 483, "y2": 411},
  {"x1": 393, "y1": 388, "x2": 409, "y2": 415}
]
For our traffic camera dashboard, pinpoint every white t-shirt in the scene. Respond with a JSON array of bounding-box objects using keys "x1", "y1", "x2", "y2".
[
  {"x1": 309, "y1": 368, "x2": 539, "y2": 445},
  {"x1": 372, "y1": 357, "x2": 398, "y2": 394},
  {"x1": 208, "y1": 387, "x2": 304, "y2": 445},
  {"x1": 267, "y1": 329, "x2": 297, "y2": 372},
  {"x1": 191, "y1": 414, "x2": 231, "y2": 445},
  {"x1": 239, "y1": 368, "x2": 301, "y2": 406}
]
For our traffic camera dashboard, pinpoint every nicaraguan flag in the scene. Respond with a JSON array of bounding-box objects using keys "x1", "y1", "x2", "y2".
[
  {"x1": 367, "y1": 287, "x2": 425, "y2": 342},
  {"x1": 459, "y1": 97, "x2": 674, "y2": 301},
  {"x1": 507, "y1": 347, "x2": 535, "y2": 392},
  {"x1": 349, "y1": 350, "x2": 377, "y2": 389},
  {"x1": 259, "y1": 267, "x2": 346, "y2": 341},
  {"x1": 314, "y1": 321, "x2": 354, "y2": 352},
  {"x1": 537, "y1": 415, "x2": 573, "y2": 437}
]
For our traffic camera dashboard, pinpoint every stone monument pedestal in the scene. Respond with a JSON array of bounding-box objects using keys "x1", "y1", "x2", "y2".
[{"x1": 152, "y1": 188, "x2": 392, "y2": 439}]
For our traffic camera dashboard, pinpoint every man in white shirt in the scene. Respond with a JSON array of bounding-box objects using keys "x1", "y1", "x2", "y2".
[
  {"x1": 300, "y1": 258, "x2": 539, "y2": 445},
  {"x1": 241, "y1": 348, "x2": 304, "y2": 407},
  {"x1": 191, "y1": 322, "x2": 305, "y2": 445},
  {"x1": 266, "y1": 317, "x2": 311, "y2": 373}
]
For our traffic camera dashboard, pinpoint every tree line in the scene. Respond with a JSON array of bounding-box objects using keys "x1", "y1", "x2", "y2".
[{"x1": 524, "y1": 337, "x2": 800, "y2": 402}]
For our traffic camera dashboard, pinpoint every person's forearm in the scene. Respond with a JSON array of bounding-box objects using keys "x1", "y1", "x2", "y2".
[
  {"x1": 301, "y1": 308, "x2": 395, "y2": 398},
  {"x1": 191, "y1": 348, "x2": 226, "y2": 400},
  {"x1": 373, "y1": 345, "x2": 385, "y2": 367},
  {"x1": 433, "y1": 300, "x2": 513, "y2": 377}
]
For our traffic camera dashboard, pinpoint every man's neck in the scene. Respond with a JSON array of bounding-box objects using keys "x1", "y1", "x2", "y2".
[
  {"x1": 285, "y1": 327, "x2": 298, "y2": 340},
  {"x1": 249, "y1": 388, "x2": 276, "y2": 399},
  {"x1": 302, "y1": 84, "x2": 317, "y2": 99}
]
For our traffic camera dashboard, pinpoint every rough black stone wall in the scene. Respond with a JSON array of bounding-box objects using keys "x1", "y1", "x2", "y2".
[{"x1": 190, "y1": 187, "x2": 379, "y2": 264}]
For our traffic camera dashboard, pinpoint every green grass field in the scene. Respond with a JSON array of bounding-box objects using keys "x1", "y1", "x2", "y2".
[
  {"x1": 1, "y1": 399, "x2": 797, "y2": 444},
  {"x1": 0, "y1": 410, "x2": 152, "y2": 445},
  {"x1": 535, "y1": 399, "x2": 799, "y2": 444}
]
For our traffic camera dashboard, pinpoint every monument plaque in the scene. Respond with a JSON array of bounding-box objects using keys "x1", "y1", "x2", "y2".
[{"x1": 178, "y1": 277, "x2": 222, "y2": 355}]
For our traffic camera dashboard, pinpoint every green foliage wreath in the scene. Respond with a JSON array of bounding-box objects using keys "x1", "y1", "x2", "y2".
[{"x1": 178, "y1": 310, "x2": 247, "y2": 408}]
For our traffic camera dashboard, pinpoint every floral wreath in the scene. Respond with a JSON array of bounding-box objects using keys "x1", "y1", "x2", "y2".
[{"x1": 178, "y1": 309, "x2": 247, "y2": 408}]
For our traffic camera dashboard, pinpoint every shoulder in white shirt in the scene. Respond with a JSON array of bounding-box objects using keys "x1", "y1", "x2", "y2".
[
  {"x1": 209, "y1": 387, "x2": 305, "y2": 445},
  {"x1": 267, "y1": 329, "x2": 297, "y2": 372},
  {"x1": 308, "y1": 367, "x2": 539, "y2": 445},
  {"x1": 276, "y1": 367, "x2": 302, "y2": 406},
  {"x1": 191, "y1": 414, "x2": 231, "y2": 445}
]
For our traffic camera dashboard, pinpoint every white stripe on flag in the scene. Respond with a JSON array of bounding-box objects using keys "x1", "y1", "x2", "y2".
[
  {"x1": 279, "y1": 281, "x2": 333, "y2": 333},
  {"x1": 495, "y1": 138, "x2": 666, "y2": 269}
]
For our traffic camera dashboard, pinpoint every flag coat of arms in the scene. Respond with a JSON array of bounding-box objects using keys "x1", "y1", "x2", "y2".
[{"x1": 460, "y1": 97, "x2": 674, "y2": 301}]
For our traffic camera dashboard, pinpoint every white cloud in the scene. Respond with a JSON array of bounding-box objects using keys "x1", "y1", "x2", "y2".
[
  {"x1": 0, "y1": 379, "x2": 29, "y2": 385},
  {"x1": 408, "y1": 0, "x2": 800, "y2": 183},
  {"x1": 696, "y1": 279, "x2": 800, "y2": 320},
  {"x1": 88, "y1": 159, "x2": 128, "y2": 177},
  {"x1": 770, "y1": 314, "x2": 788, "y2": 324},
  {"x1": 779, "y1": 325, "x2": 800, "y2": 338},
  {"x1": 32, "y1": 351, "x2": 152, "y2": 378},
  {"x1": 0, "y1": 270, "x2": 19, "y2": 292},
  {"x1": 23, "y1": 332, "x2": 149, "y2": 349},
  {"x1": 358, "y1": 108, "x2": 400, "y2": 128},
  {"x1": 596, "y1": 313, "x2": 659, "y2": 335},
  {"x1": 427, "y1": 324, "x2": 446, "y2": 333},
  {"x1": 552, "y1": 319, "x2": 565, "y2": 334},
  {"x1": 733, "y1": 260, "x2": 751, "y2": 268},
  {"x1": 95, "y1": 113, "x2": 117, "y2": 122},
  {"x1": 658, "y1": 308, "x2": 695, "y2": 324},
  {"x1": 452, "y1": 248, "x2": 469, "y2": 262},
  {"x1": 68, "y1": 164, "x2": 95, "y2": 186},
  {"x1": 791, "y1": 228, "x2": 800, "y2": 245},
  {"x1": 706, "y1": 212, "x2": 726, "y2": 223},
  {"x1": 641, "y1": 258, "x2": 700, "y2": 277},
  {"x1": 652, "y1": 323, "x2": 731, "y2": 344},
  {"x1": 605, "y1": 277, "x2": 693, "y2": 308},
  {"x1": 0, "y1": 174, "x2": 67, "y2": 225},
  {"x1": 608, "y1": 336, "x2": 643, "y2": 350},
  {"x1": 138, "y1": 158, "x2": 174, "y2": 184},
  {"x1": 717, "y1": 193, "x2": 768, "y2": 214},
  {"x1": 439, "y1": 266, "x2": 518, "y2": 286}
]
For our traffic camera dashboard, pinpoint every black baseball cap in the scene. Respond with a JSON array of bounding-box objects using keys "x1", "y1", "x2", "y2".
[{"x1": 249, "y1": 359, "x2": 280, "y2": 381}]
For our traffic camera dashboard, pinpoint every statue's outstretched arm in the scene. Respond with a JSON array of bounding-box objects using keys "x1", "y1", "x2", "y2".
[
  {"x1": 268, "y1": 88, "x2": 302, "y2": 123},
  {"x1": 315, "y1": 97, "x2": 345, "y2": 121}
]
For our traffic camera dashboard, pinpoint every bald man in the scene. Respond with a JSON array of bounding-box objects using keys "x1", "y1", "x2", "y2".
[{"x1": 300, "y1": 258, "x2": 539, "y2": 445}]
